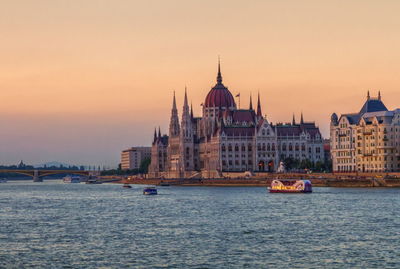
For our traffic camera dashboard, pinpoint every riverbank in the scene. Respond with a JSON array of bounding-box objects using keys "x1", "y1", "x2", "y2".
[{"x1": 116, "y1": 177, "x2": 400, "y2": 188}]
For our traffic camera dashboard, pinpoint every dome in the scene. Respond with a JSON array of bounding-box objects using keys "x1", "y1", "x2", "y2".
[
  {"x1": 204, "y1": 62, "x2": 236, "y2": 108},
  {"x1": 204, "y1": 83, "x2": 236, "y2": 108}
]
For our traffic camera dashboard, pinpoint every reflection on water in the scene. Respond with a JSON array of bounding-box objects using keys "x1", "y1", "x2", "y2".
[{"x1": 1, "y1": 180, "x2": 400, "y2": 268}]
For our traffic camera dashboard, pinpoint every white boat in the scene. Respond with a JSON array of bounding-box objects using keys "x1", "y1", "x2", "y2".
[{"x1": 63, "y1": 175, "x2": 82, "y2": 183}]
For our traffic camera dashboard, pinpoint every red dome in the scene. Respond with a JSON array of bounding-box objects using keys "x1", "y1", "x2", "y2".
[
  {"x1": 204, "y1": 61, "x2": 236, "y2": 108},
  {"x1": 204, "y1": 83, "x2": 236, "y2": 108}
]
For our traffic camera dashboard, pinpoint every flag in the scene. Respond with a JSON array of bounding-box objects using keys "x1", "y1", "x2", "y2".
[{"x1": 235, "y1": 93, "x2": 240, "y2": 97}]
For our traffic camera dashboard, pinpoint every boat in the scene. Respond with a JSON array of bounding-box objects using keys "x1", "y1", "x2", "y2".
[
  {"x1": 0, "y1": 178, "x2": 7, "y2": 183},
  {"x1": 123, "y1": 183, "x2": 132, "y2": 188},
  {"x1": 63, "y1": 175, "x2": 82, "y2": 183},
  {"x1": 86, "y1": 178, "x2": 102, "y2": 184},
  {"x1": 143, "y1": 187, "x2": 157, "y2": 195},
  {"x1": 268, "y1": 179, "x2": 312, "y2": 193}
]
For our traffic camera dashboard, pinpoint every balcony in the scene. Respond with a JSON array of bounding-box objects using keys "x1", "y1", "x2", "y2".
[{"x1": 363, "y1": 131, "x2": 372, "y2": 135}]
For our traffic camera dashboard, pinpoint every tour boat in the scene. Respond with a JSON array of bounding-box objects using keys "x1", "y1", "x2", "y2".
[
  {"x1": 268, "y1": 179, "x2": 312, "y2": 193},
  {"x1": 63, "y1": 175, "x2": 82, "y2": 183},
  {"x1": 143, "y1": 187, "x2": 157, "y2": 195},
  {"x1": 123, "y1": 183, "x2": 132, "y2": 189}
]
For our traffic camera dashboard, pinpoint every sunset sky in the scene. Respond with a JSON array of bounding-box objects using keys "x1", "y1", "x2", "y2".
[{"x1": 1, "y1": 0, "x2": 400, "y2": 166}]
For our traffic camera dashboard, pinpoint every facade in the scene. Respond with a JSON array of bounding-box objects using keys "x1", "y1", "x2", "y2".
[
  {"x1": 149, "y1": 63, "x2": 324, "y2": 178},
  {"x1": 330, "y1": 92, "x2": 400, "y2": 172},
  {"x1": 121, "y1": 147, "x2": 151, "y2": 170}
]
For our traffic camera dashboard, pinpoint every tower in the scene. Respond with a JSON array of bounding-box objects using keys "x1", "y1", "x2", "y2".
[
  {"x1": 180, "y1": 88, "x2": 195, "y2": 171},
  {"x1": 169, "y1": 91, "x2": 180, "y2": 137}
]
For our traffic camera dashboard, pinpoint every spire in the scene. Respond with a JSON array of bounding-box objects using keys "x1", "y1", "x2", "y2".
[
  {"x1": 300, "y1": 112, "x2": 304, "y2": 124},
  {"x1": 158, "y1": 126, "x2": 161, "y2": 138},
  {"x1": 378, "y1": 90, "x2": 381, "y2": 100},
  {"x1": 153, "y1": 127, "x2": 157, "y2": 143},
  {"x1": 172, "y1": 91, "x2": 177, "y2": 110},
  {"x1": 256, "y1": 92, "x2": 262, "y2": 117},
  {"x1": 169, "y1": 91, "x2": 180, "y2": 137},
  {"x1": 249, "y1": 93, "x2": 253, "y2": 110},
  {"x1": 367, "y1": 90, "x2": 370, "y2": 100},
  {"x1": 190, "y1": 102, "x2": 194, "y2": 119},
  {"x1": 183, "y1": 86, "x2": 188, "y2": 108},
  {"x1": 217, "y1": 57, "x2": 222, "y2": 84},
  {"x1": 292, "y1": 113, "x2": 296, "y2": 125}
]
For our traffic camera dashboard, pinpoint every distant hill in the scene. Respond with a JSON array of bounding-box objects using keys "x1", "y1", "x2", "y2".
[{"x1": 34, "y1": 161, "x2": 75, "y2": 168}]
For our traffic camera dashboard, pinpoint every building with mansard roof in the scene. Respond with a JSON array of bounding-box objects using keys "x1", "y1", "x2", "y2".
[
  {"x1": 330, "y1": 92, "x2": 400, "y2": 172},
  {"x1": 149, "y1": 62, "x2": 324, "y2": 178}
]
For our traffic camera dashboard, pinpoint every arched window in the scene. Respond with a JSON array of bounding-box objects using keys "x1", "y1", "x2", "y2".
[
  {"x1": 282, "y1": 144, "x2": 286, "y2": 151},
  {"x1": 289, "y1": 144, "x2": 293, "y2": 151},
  {"x1": 228, "y1": 144, "x2": 232, "y2": 152},
  {"x1": 262, "y1": 143, "x2": 266, "y2": 151},
  {"x1": 235, "y1": 144, "x2": 239, "y2": 151},
  {"x1": 241, "y1": 144, "x2": 246, "y2": 151},
  {"x1": 272, "y1": 143, "x2": 275, "y2": 151},
  {"x1": 222, "y1": 144, "x2": 226, "y2": 152},
  {"x1": 267, "y1": 143, "x2": 271, "y2": 151}
]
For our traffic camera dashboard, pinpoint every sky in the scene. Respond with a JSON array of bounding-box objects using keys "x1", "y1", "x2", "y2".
[{"x1": 1, "y1": 0, "x2": 400, "y2": 167}]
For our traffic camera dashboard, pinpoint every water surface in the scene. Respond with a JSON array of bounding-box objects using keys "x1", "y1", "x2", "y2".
[{"x1": 1, "y1": 180, "x2": 399, "y2": 268}]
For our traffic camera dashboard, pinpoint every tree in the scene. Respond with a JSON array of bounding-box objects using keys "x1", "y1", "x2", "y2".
[{"x1": 139, "y1": 157, "x2": 151, "y2": 174}]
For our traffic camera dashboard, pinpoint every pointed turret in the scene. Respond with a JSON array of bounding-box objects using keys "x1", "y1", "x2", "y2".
[
  {"x1": 190, "y1": 102, "x2": 194, "y2": 119},
  {"x1": 249, "y1": 93, "x2": 253, "y2": 110},
  {"x1": 378, "y1": 90, "x2": 381, "y2": 100},
  {"x1": 367, "y1": 90, "x2": 370, "y2": 100},
  {"x1": 217, "y1": 57, "x2": 222, "y2": 84},
  {"x1": 292, "y1": 113, "x2": 296, "y2": 125},
  {"x1": 158, "y1": 126, "x2": 161, "y2": 138},
  {"x1": 183, "y1": 87, "x2": 189, "y2": 110},
  {"x1": 300, "y1": 112, "x2": 304, "y2": 124},
  {"x1": 256, "y1": 92, "x2": 262, "y2": 117},
  {"x1": 169, "y1": 91, "x2": 180, "y2": 137},
  {"x1": 153, "y1": 128, "x2": 157, "y2": 143},
  {"x1": 181, "y1": 87, "x2": 192, "y2": 139}
]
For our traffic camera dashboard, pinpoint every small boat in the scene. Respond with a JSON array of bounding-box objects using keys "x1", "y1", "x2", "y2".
[
  {"x1": 63, "y1": 175, "x2": 82, "y2": 183},
  {"x1": 143, "y1": 187, "x2": 157, "y2": 195},
  {"x1": 86, "y1": 179, "x2": 102, "y2": 184},
  {"x1": 123, "y1": 183, "x2": 132, "y2": 189},
  {"x1": 268, "y1": 179, "x2": 312, "y2": 193}
]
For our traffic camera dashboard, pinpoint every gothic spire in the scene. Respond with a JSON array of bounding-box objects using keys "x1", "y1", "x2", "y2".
[
  {"x1": 300, "y1": 112, "x2": 304, "y2": 124},
  {"x1": 169, "y1": 91, "x2": 180, "y2": 137},
  {"x1": 217, "y1": 57, "x2": 222, "y2": 84},
  {"x1": 367, "y1": 90, "x2": 370, "y2": 100},
  {"x1": 153, "y1": 127, "x2": 157, "y2": 143},
  {"x1": 190, "y1": 102, "x2": 194, "y2": 119},
  {"x1": 256, "y1": 92, "x2": 262, "y2": 117},
  {"x1": 172, "y1": 91, "x2": 177, "y2": 111},
  {"x1": 292, "y1": 113, "x2": 296, "y2": 125},
  {"x1": 249, "y1": 93, "x2": 253, "y2": 110},
  {"x1": 158, "y1": 126, "x2": 161, "y2": 138},
  {"x1": 378, "y1": 90, "x2": 381, "y2": 100},
  {"x1": 183, "y1": 86, "x2": 188, "y2": 109}
]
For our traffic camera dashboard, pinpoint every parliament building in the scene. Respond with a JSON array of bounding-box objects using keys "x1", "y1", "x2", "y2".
[{"x1": 149, "y1": 63, "x2": 324, "y2": 178}]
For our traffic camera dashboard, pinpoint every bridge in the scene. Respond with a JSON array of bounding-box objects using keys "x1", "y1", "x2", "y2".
[{"x1": 0, "y1": 169, "x2": 97, "y2": 182}]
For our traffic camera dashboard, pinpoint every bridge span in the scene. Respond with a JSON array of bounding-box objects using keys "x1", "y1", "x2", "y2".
[{"x1": 0, "y1": 169, "x2": 98, "y2": 182}]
